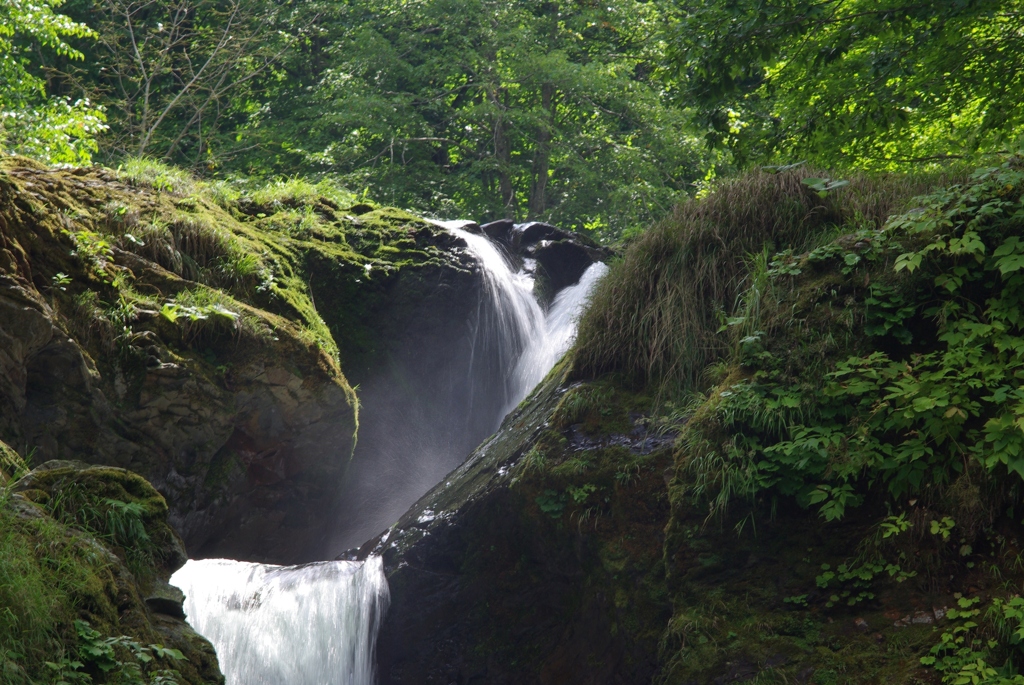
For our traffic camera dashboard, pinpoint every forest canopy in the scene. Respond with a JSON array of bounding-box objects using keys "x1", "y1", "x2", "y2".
[{"x1": 2, "y1": 0, "x2": 1022, "y2": 238}]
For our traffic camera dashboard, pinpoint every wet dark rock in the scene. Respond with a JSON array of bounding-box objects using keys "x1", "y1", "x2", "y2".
[
  {"x1": 530, "y1": 240, "x2": 595, "y2": 292},
  {"x1": 512, "y1": 221, "x2": 561, "y2": 247},
  {"x1": 563, "y1": 420, "x2": 676, "y2": 456},
  {"x1": 374, "y1": 370, "x2": 660, "y2": 685},
  {"x1": 480, "y1": 219, "x2": 514, "y2": 243}
]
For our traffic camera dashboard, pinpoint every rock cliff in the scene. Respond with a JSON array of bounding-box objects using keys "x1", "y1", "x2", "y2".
[{"x1": 0, "y1": 156, "x2": 609, "y2": 563}]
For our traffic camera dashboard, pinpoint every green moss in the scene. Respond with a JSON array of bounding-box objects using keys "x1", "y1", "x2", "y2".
[
  {"x1": 0, "y1": 489, "x2": 117, "y2": 680},
  {"x1": 203, "y1": 448, "x2": 240, "y2": 490},
  {"x1": 0, "y1": 440, "x2": 27, "y2": 480},
  {"x1": 247, "y1": 177, "x2": 358, "y2": 211},
  {"x1": 18, "y1": 464, "x2": 182, "y2": 580},
  {"x1": 0, "y1": 460, "x2": 225, "y2": 683},
  {"x1": 0, "y1": 154, "x2": 454, "y2": 418}
]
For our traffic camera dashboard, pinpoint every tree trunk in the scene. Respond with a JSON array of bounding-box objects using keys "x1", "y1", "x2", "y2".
[
  {"x1": 527, "y1": 82, "x2": 554, "y2": 219},
  {"x1": 491, "y1": 88, "x2": 517, "y2": 218}
]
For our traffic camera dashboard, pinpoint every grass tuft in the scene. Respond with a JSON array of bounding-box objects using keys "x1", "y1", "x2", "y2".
[
  {"x1": 573, "y1": 167, "x2": 960, "y2": 396},
  {"x1": 247, "y1": 177, "x2": 359, "y2": 211},
  {"x1": 117, "y1": 157, "x2": 198, "y2": 196}
]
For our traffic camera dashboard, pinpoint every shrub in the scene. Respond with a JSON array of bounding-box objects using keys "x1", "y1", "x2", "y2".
[{"x1": 680, "y1": 157, "x2": 1024, "y2": 522}]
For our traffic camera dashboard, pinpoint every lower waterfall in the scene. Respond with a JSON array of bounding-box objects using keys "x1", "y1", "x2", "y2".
[
  {"x1": 170, "y1": 557, "x2": 389, "y2": 685},
  {"x1": 172, "y1": 225, "x2": 606, "y2": 682}
]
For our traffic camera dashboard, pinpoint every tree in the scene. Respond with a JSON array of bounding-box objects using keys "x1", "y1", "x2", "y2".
[
  {"x1": 661, "y1": 0, "x2": 1024, "y2": 169},
  {"x1": 225, "y1": 0, "x2": 712, "y2": 237},
  {"x1": 0, "y1": 0, "x2": 106, "y2": 164},
  {"x1": 60, "y1": 0, "x2": 285, "y2": 166}
]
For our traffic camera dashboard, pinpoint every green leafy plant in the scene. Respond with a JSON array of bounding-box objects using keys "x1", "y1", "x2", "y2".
[
  {"x1": 782, "y1": 594, "x2": 808, "y2": 607},
  {"x1": 684, "y1": 159, "x2": 1024, "y2": 522},
  {"x1": 921, "y1": 595, "x2": 1024, "y2": 685},
  {"x1": 0, "y1": 0, "x2": 106, "y2": 164},
  {"x1": 566, "y1": 483, "x2": 597, "y2": 504},
  {"x1": 48, "y1": 620, "x2": 186, "y2": 685},
  {"x1": 65, "y1": 229, "x2": 115, "y2": 281},
  {"x1": 801, "y1": 177, "x2": 850, "y2": 199},
  {"x1": 535, "y1": 489, "x2": 567, "y2": 519},
  {"x1": 815, "y1": 557, "x2": 915, "y2": 609},
  {"x1": 159, "y1": 294, "x2": 240, "y2": 346},
  {"x1": 51, "y1": 272, "x2": 72, "y2": 291},
  {"x1": 931, "y1": 517, "x2": 957, "y2": 541},
  {"x1": 876, "y1": 515, "x2": 912, "y2": 543}
]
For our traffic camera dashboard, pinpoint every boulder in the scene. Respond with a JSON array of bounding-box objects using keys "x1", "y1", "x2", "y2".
[
  {"x1": 530, "y1": 239, "x2": 598, "y2": 292},
  {"x1": 9, "y1": 458, "x2": 224, "y2": 684},
  {"x1": 145, "y1": 580, "x2": 187, "y2": 619},
  {"x1": 480, "y1": 219, "x2": 515, "y2": 243},
  {"x1": 512, "y1": 220, "x2": 562, "y2": 248},
  {"x1": 0, "y1": 158, "x2": 359, "y2": 564}
]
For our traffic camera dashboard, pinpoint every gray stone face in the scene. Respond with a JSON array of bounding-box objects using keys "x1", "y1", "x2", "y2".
[
  {"x1": 0, "y1": 284, "x2": 358, "y2": 562},
  {"x1": 145, "y1": 580, "x2": 187, "y2": 619}
]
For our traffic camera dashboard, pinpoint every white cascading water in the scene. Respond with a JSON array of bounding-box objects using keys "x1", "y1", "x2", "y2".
[
  {"x1": 507, "y1": 259, "x2": 608, "y2": 414},
  {"x1": 447, "y1": 225, "x2": 608, "y2": 416},
  {"x1": 171, "y1": 226, "x2": 606, "y2": 684},
  {"x1": 170, "y1": 557, "x2": 389, "y2": 685}
]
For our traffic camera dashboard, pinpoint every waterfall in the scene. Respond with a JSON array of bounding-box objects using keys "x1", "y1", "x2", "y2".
[
  {"x1": 171, "y1": 225, "x2": 606, "y2": 683},
  {"x1": 170, "y1": 556, "x2": 389, "y2": 685},
  {"x1": 330, "y1": 224, "x2": 607, "y2": 551},
  {"x1": 447, "y1": 226, "x2": 609, "y2": 417},
  {"x1": 506, "y1": 259, "x2": 608, "y2": 414}
]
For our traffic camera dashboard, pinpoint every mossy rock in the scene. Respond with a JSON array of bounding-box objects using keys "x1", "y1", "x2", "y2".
[
  {"x1": 0, "y1": 438, "x2": 27, "y2": 480},
  {"x1": 1, "y1": 463, "x2": 222, "y2": 683},
  {"x1": 16, "y1": 460, "x2": 187, "y2": 577},
  {"x1": 0, "y1": 156, "x2": 375, "y2": 560}
]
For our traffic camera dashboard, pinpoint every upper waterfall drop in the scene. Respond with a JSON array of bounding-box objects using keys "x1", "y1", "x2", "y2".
[
  {"x1": 446, "y1": 224, "x2": 608, "y2": 417},
  {"x1": 330, "y1": 221, "x2": 608, "y2": 552},
  {"x1": 506, "y1": 259, "x2": 608, "y2": 414}
]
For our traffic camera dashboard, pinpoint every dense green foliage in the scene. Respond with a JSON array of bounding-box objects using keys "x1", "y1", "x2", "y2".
[
  {"x1": 0, "y1": 0, "x2": 105, "y2": 164},
  {"x1": 573, "y1": 167, "x2": 946, "y2": 390},
  {"x1": 663, "y1": 0, "x2": 1024, "y2": 168},
  {"x1": 246, "y1": 0, "x2": 707, "y2": 234},
  {"x1": 40, "y1": 0, "x2": 709, "y2": 236},
  {"x1": 565, "y1": 161, "x2": 1024, "y2": 685},
  {"x1": 689, "y1": 159, "x2": 1024, "y2": 523},
  {"x1": 4, "y1": 0, "x2": 1020, "y2": 237}
]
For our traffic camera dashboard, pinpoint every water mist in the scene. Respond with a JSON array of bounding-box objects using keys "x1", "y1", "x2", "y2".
[{"x1": 172, "y1": 224, "x2": 606, "y2": 684}]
